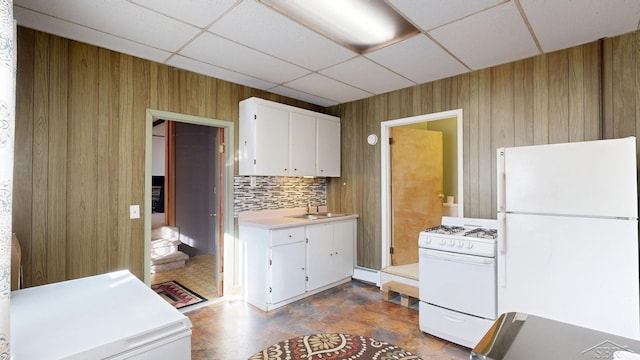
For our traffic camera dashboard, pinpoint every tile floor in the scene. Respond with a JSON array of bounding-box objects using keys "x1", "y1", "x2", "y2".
[
  {"x1": 185, "y1": 280, "x2": 470, "y2": 360},
  {"x1": 151, "y1": 253, "x2": 219, "y2": 302}
]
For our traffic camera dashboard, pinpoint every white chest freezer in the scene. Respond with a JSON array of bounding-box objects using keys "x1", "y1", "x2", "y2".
[{"x1": 10, "y1": 270, "x2": 192, "y2": 359}]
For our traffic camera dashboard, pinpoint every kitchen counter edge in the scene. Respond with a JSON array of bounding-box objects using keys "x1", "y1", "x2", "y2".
[{"x1": 238, "y1": 210, "x2": 359, "y2": 230}]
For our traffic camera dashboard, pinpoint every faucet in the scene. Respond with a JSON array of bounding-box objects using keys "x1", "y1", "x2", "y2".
[{"x1": 307, "y1": 201, "x2": 319, "y2": 214}]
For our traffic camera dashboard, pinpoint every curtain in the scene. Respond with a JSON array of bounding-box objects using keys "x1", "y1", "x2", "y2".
[{"x1": 0, "y1": 0, "x2": 15, "y2": 358}]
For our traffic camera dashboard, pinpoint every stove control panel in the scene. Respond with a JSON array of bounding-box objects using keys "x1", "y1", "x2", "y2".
[{"x1": 418, "y1": 232, "x2": 496, "y2": 257}]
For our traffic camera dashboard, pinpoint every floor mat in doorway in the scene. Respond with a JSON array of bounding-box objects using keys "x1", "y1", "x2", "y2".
[{"x1": 151, "y1": 280, "x2": 207, "y2": 309}]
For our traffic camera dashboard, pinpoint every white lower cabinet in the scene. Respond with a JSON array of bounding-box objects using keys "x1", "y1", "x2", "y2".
[
  {"x1": 306, "y1": 220, "x2": 355, "y2": 291},
  {"x1": 270, "y1": 240, "x2": 307, "y2": 304},
  {"x1": 241, "y1": 218, "x2": 356, "y2": 311}
]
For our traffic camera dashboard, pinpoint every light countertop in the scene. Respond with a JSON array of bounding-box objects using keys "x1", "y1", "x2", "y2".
[{"x1": 238, "y1": 207, "x2": 358, "y2": 229}]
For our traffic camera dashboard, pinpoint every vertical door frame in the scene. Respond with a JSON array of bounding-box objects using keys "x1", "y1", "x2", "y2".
[
  {"x1": 144, "y1": 109, "x2": 235, "y2": 300},
  {"x1": 380, "y1": 109, "x2": 463, "y2": 270}
]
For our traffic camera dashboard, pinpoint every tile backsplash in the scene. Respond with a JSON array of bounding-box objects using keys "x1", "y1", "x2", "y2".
[{"x1": 234, "y1": 176, "x2": 326, "y2": 215}]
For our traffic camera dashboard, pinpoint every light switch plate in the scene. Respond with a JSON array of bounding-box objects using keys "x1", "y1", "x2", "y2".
[{"x1": 129, "y1": 205, "x2": 140, "y2": 219}]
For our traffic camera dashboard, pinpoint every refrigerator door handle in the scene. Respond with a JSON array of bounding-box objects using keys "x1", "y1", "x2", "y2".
[
  {"x1": 498, "y1": 212, "x2": 506, "y2": 254},
  {"x1": 497, "y1": 212, "x2": 507, "y2": 287},
  {"x1": 497, "y1": 148, "x2": 506, "y2": 212}
]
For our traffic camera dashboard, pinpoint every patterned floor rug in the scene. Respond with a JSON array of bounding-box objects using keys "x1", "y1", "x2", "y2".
[
  {"x1": 151, "y1": 280, "x2": 207, "y2": 309},
  {"x1": 249, "y1": 333, "x2": 423, "y2": 360}
]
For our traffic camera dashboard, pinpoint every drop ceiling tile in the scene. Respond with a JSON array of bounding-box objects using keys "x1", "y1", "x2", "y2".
[
  {"x1": 429, "y1": 1, "x2": 539, "y2": 70},
  {"x1": 284, "y1": 74, "x2": 372, "y2": 104},
  {"x1": 389, "y1": 0, "x2": 505, "y2": 31},
  {"x1": 208, "y1": 0, "x2": 356, "y2": 71},
  {"x1": 521, "y1": 0, "x2": 640, "y2": 53},
  {"x1": 268, "y1": 86, "x2": 339, "y2": 107},
  {"x1": 14, "y1": 6, "x2": 172, "y2": 63},
  {"x1": 131, "y1": 0, "x2": 238, "y2": 28},
  {"x1": 320, "y1": 57, "x2": 414, "y2": 95},
  {"x1": 179, "y1": 32, "x2": 309, "y2": 84},
  {"x1": 14, "y1": 0, "x2": 199, "y2": 52},
  {"x1": 166, "y1": 55, "x2": 277, "y2": 91},
  {"x1": 366, "y1": 34, "x2": 468, "y2": 85}
]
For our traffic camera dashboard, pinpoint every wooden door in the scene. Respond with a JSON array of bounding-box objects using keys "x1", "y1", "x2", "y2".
[{"x1": 391, "y1": 127, "x2": 443, "y2": 265}]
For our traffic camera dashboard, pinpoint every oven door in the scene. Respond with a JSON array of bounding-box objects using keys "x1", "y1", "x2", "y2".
[{"x1": 419, "y1": 248, "x2": 496, "y2": 319}]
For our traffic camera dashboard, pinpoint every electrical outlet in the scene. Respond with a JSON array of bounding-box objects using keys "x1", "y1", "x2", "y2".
[
  {"x1": 129, "y1": 205, "x2": 140, "y2": 219},
  {"x1": 250, "y1": 176, "x2": 257, "y2": 187}
]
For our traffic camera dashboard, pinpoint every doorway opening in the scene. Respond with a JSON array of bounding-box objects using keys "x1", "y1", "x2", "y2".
[
  {"x1": 144, "y1": 109, "x2": 235, "y2": 307},
  {"x1": 380, "y1": 109, "x2": 463, "y2": 284}
]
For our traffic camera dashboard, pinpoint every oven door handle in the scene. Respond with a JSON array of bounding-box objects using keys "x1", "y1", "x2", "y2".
[{"x1": 420, "y1": 249, "x2": 494, "y2": 265}]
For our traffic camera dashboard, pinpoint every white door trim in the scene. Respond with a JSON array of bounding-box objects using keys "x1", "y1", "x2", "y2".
[
  {"x1": 380, "y1": 109, "x2": 463, "y2": 270},
  {"x1": 144, "y1": 109, "x2": 235, "y2": 299}
]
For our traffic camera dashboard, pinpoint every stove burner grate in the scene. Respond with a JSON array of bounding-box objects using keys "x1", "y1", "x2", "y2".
[
  {"x1": 464, "y1": 228, "x2": 498, "y2": 239},
  {"x1": 425, "y1": 225, "x2": 466, "y2": 235}
]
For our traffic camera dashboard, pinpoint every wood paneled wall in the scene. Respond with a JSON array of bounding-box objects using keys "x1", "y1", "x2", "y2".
[
  {"x1": 332, "y1": 31, "x2": 640, "y2": 269},
  {"x1": 13, "y1": 26, "x2": 640, "y2": 282},
  {"x1": 13, "y1": 27, "x2": 327, "y2": 287}
]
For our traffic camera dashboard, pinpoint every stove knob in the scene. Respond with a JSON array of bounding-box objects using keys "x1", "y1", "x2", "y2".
[
  {"x1": 440, "y1": 239, "x2": 446, "y2": 245},
  {"x1": 425, "y1": 238, "x2": 432, "y2": 244},
  {"x1": 457, "y1": 240, "x2": 463, "y2": 247},
  {"x1": 467, "y1": 242, "x2": 473, "y2": 249},
  {"x1": 448, "y1": 239, "x2": 455, "y2": 246}
]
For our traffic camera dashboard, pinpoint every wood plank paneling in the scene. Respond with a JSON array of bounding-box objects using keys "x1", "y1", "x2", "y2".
[
  {"x1": 97, "y1": 48, "x2": 119, "y2": 274},
  {"x1": 548, "y1": 50, "x2": 570, "y2": 143},
  {"x1": 12, "y1": 27, "x2": 333, "y2": 286},
  {"x1": 14, "y1": 27, "x2": 35, "y2": 286},
  {"x1": 14, "y1": 26, "x2": 640, "y2": 280},
  {"x1": 130, "y1": 57, "x2": 149, "y2": 273},
  {"x1": 67, "y1": 41, "x2": 99, "y2": 279},
  {"x1": 514, "y1": 58, "x2": 534, "y2": 146},
  {"x1": 464, "y1": 72, "x2": 480, "y2": 217},
  {"x1": 583, "y1": 42, "x2": 601, "y2": 140},
  {"x1": 569, "y1": 46, "x2": 585, "y2": 142},
  {"x1": 338, "y1": 40, "x2": 610, "y2": 269},
  {"x1": 533, "y1": 54, "x2": 550, "y2": 145},
  {"x1": 47, "y1": 34, "x2": 68, "y2": 283},
  {"x1": 116, "y1": 54, "x2": 134, "y2": 272},
  {"x1": 477, "y1": 68, "x2": 493, "y2": 220},
  {"x1": 602, "y1": 39, "x2": 614, "y2": 139},
  {"x1": 31, "y1": 31, "x2": 49, "y2": 285},
  {"x1": 490, "y1": 64, "x2": 514, "y2": 215}
]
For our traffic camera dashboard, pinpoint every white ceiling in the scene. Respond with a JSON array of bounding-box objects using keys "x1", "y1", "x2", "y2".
[{"x1": 13, "y1": 0, "x2": 640, "y2": 107}]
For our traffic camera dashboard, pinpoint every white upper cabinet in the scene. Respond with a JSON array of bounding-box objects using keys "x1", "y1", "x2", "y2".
[
  {"x1": 254, "y1": 103, "x2": 289, "y2": 175},
  {"x1": 316, "y1": 117, "x2": 341, "y2": 177},
  {"x1": 239, "y1": 97, "x2": 340, "y2": 177},
  {"x1": 289, "y1": 112, "x2": 316, "y2": 176}
]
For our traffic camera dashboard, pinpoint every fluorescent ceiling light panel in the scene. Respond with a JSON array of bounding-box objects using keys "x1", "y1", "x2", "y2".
[{"x1": 260, "y1": 0, "x2": 419, "y2": 54}]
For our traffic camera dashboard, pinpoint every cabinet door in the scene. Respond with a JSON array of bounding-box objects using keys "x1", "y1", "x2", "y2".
[
  {"x1": 255, "y1": 103, "x2": 289, "y2": 175},
  {"x1": 289, "y1": 112, "x2": 316, "y2": 176},
  {"x1": 332, "y1": 220, "x2": 355, "y2": 280},
  {"x1": 270, "y1": 241, "x2": 306, "y2": 304},
  {"x1": 317, "y1": 117, "x2": 341, "y2": 176},
  {"x1": 306, "y1": 223, "x2": 334, "y2": 291}
]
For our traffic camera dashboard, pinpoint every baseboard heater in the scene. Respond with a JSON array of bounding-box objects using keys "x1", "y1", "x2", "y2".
[{"x1": 352, "y1": 266, "x2": 380, "y2": 286}]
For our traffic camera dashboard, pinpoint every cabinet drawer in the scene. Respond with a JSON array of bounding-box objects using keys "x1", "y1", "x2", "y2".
[{"x1": 271, "y1": 227, "x2": 305, "y2": 246}]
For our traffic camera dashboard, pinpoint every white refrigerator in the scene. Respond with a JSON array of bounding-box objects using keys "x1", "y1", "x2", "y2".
[{"x1": 496, "y1": 137, "x2": 640, "y2": 340}]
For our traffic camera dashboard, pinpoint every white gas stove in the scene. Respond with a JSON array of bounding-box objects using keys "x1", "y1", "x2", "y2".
[
  {"x1": 418, "y1": 223, "x2": 497, "y2": 257},
  {"x1": 418, "y1": 216, "x2": 498, "y2": 348}
]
